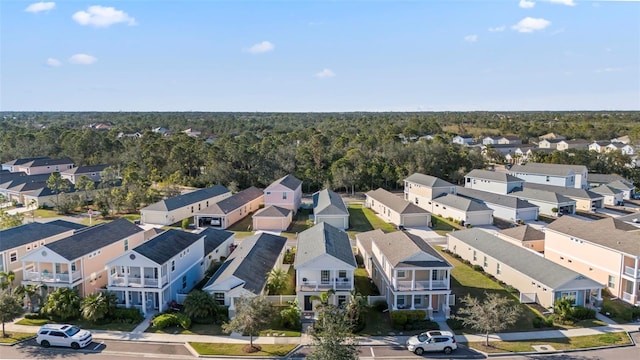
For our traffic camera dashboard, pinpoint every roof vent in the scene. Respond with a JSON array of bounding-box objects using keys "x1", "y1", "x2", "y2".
[
  {"x1": 633, "y1": 218, "x2": 638, "y2": 223},
  {"x1": 617, "y1": 241, "x2": 622, "y2": 244}
]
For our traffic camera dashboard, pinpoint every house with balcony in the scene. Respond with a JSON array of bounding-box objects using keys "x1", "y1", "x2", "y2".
[
  {"x1": 404, "y1": 173, "x2": 456, "y2": 204},
  {"x1": 140, "y1": 185, "x2": 230, "y2": 225},
  {"x1": 203, "y1": 232, "x2": 287, "y2": 318},
  {"x1": 464, "y1": 169, "x2": 524, "y2": 195},
  {"x1": 448, "y1": 229, "x2": 604, "y2": 309},
  {"x1": 0, "y1": 221, "x2": 83, "y2": 284},
  {"x1": 60, "y1": 164, "x2": 109, "y2": 185},
  {"x1": 544, "y1": 216, "x2": 640, "y2": 306},
  {"x1": 509, "y1": 163, "x2": 588, "y2": 189},
  {"x1": 356, "y1": 230, "x2": 453, "y2": 319},
  {"x1": 456, "y1": 187, "x2": 539, "y2": 223},
  {"x1": 365, "y1": 188, "x2": 431, "y2": 228},
  {"x1": 312, "y1": 189, "x2": 349, "y2": 230},
  {"x1": 196, "y1": 227, "x2": 236, "y2": 270},
  {"x1": 523, "y1": 183, "x2": 604, "y2": 212},
  {"x1": 295, "y1": 222, "x2": 357, "y2": 314},
  {"x1": 194, "y1": 186, "x2": 263, "y2": 229},
  {"x1": 264, "y1": 175, "x2": 303, "y2": 214},
  {"x1": 20, "y1": 219, "x2": 145, "y2": 296},
  {"x1": 106, "y1": 229, "x2": 207, "y2": 315}
]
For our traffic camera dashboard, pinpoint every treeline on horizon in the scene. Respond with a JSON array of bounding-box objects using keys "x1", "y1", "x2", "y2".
[{"x1": 1, "y1": 111, "x2": 639, "y2": 192}]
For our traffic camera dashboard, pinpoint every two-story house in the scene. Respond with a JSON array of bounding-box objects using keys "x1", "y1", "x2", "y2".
[
  {"x1": 60, "y1": 164, "x2": 109, "y2": 185},
  {"x1": 295, "y1": 223, "x2": 356, "y2": 314},
  {"x1": 456, "y1": 187, "x2": 539, "y2": 223},
  {"x1": 264, "y1": 175, "x2": 303, "y2": 214},
  {"x1": 140, "y1": 185, "x2": 230, "y2": 225},
  {"x1": 544, "y1": 216, "x2": 640, "y2": 306},
  {"x1": 357, "y1": 230, "x2": 453, "y2": 319},
  {"x1": 508, "y1": 187, "x2": 576, "y2": 216},
  {"x1": 1, "y1": 157, "x2": 74, "y2": 175},
  {"x1": 452, "y1": 135, "x2": 475, "y2": 146},
  {"x1": 312, "y1": 189, "x2": 350, "y2": 230},
  {"x1": 21, "y1": 219, "x2": 146, "y2": 296},
  {"x1": 556, "y1": 139, "x2": 590, "y2": 151},
  {"x1": 194, "y1": 186, "x2": 263, "y2": 229},
  {"x1": 509, "y1": 163, "x2": 588, "y2": 189},
  {"x1": 498, "y1": 135, "x2": 522, "y2": 145},
  {"x1": 106, "y1": 229, "x2": 208, "y2": 314},
  {"x1": 404, "y1": 173, "x2": 456, "y2": 204},
  {"x1": 464, "y1": 169, "x2": 524, "y2": 194},
  {"x1": 429, "y1": 194, "x2": 494, "y2": 226}
]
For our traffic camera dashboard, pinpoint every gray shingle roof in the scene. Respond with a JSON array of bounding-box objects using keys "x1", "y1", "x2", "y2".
[
  {"x1": 456, "y1": 187, "x2": 538, "y2": 210},
  {"x1": 405, "y1": 173, "x2": 454, "y2": 188},
  {"x1": 433, "y1": 194, "x2": 492, "y2": 212},
  {"x1": 252, "y1": 205, "x2": 291, "y2": 218},
  {"x1": 589, "y1": 184, "x2": 622, "y2": 196},
  {"x1": 270, "y1": 174, "x2": 302, "y2": 191},
  {"x1": 204, "y1": 232, "x2": 287, "y2": 293},
  {"x1": 199, "y1": 187, "x2": 263, "y2": 215},
  {"x1": 45, "y1": 219, "x2": 143, "y2": 260},
  {"x1": 510, "y1": 163, "x2": 587, "y2": 177},
  {"x1": 524, "y1": 183, "x2": 603, "y2": 200},
  {"x1": 25, "y1": 157, "x2": 74, "y2": 167},
  {"x1": 2, "y1": 157, "x2": 50, "y2": 166},
  {"x1": 366, "y1": 188, "x2": 429, "y2": 215},
  {"x1": 509, "y1": 188, "x2": 575, "y2": 204},
  {"x1": 294, "y1": 222, "x2": 357, "y2": 268},
  {"x1": 313, "y1": 189, "x2": 349, "y2": 216},
  {"x1": 499, "y1": 225, "x2": 545, "y2": 242},
  {"x1": 465, "y1": 169, "x2": 524, "y2": 183},
  {"x1": 60, "y1": 164, "x2": 109, "y2": 175},
  {"x1": 197, "y1": 228, "x2": 234, "y2": 254},
  {"x1": 448, "y1": 229, "x2": 603, "y2": 290},
  {"x1": 588, "y1": 174, "x2": 633, "y2": 186},
  {"x1": 133, "y1": 229, "x2": 203, "y2": 264},
  {"x1": 142, "y1": 185, "x2": 229, "y2": 212},
  {"x1": 0, "y1": 222, "x2": 76, "y2": 252},
  {"x1": 358, "y1": 230, "x2": 450, "y2": 268},
  {"x1": 545, "y1": 216, "x2": 640, "y2": 255},
  {"x1": 607, "y1": 180, "x2": 634, "y2": 191},
  {"x1": 44, "y1": 220, "x2": 87, "y2": 231}
]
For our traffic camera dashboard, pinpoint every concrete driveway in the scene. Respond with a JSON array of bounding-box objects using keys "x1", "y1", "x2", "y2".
[{"x1": 405, "y1": 226, "x2": 447, "y2": 243}]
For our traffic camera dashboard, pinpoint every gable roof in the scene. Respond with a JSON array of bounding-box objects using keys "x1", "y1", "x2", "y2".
[
  {"x1": 252, "y1": 205, "x2": 291, "y2": 218},
  {"x1": 313, "y1": 189, "x2": 349, "y2": 216},
  {"x1": 23, "y1": 157, "x2": 74, "y2": 168},
  {"x1": 133, "y1": 229, "x2": 203, "y2": 264},
  {"x1": 45, "y1": 219, "x2": 143, "y2": 261},
  {"x1": 499, "y1": 225, "x2": 545, "y2": 242},
  {"x1": 360, "y1": 230, "x2": 450, "y2": 268},
  {"x1": 405, "y1": 173, "x2": 454, "y2": 188},
  {"x1": 142, "y1": 185, "x2": 230, "y2": 212},
  {"x1": 267, "y1": 174, "x2": 302, "y2": 191},
  {"x1": 589, "y1": 184, "x2": 623, "y2": 196},
  {"x1": 44, "y1": 220, "x2": 87, "y2": 231},
  {"x1": 366, "y1": 188, "x2": 429, "y2": 215},
  {"x1": 465, "y1": 169, "x2": 524, "y2": 183},
  {"x1": 295, "y1": 222, "x2": 356, "y2": 268},
  {"x1": 433, "y1": 193, "x2": 492, "y2": 212},
  {"x1": 448, "y1": 229, "x2": 602, "y2": 290},
  {"x1": 199, "y1": 186, "x2": 263, "y2": 215},
  {"x1": 545, "y1": 216, "x2": 640, "y2": 255},
  {"x1": 2, "y1": 157, "x2": 51, "y2": 167},
  {"x1": 587, "y1": 173, "x2": 632, "y2": 185},
  {"x1": 60, "y1": 164, "x2": 109, "y2": 175},
  {"x1": 197, "y1": 228, "x2": 234, "y2": 254},
  {"x1": 509, "y1": 163, "x2": 587, "y2": 177},
  {"x1": 0, "y1": 222, "x2": 76, "y2": 252},
  {"x1": 524, "y1": 183, "x2": 603, "y2": 200},
  {"x1": 607, "y1": 180, "x2": 634, "y2": 191},
  {"x1": 204, "y1": 232, "x2": 287, "y2": 293},
  {"x1": 509, "y1": 188, "x2": 575, "y2": 204},
  {"x1": 456, "y1": 187, "x2": 538, "y2": 210}
]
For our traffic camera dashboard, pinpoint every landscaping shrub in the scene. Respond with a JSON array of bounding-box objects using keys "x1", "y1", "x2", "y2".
[
  {"x1": 472, "y1": 265, "x2": 484, "y2": 272},
  {"x1": 447, "y1": 317, "x2": 464, "y2": 331},
  {"x1": 372, "y1": 300, "x2": 388, "y2": 312},
  {"x1": 504, "y1": 285, "x2": 518, "y2": 294},
  {"x1": 571, "y1": 306, "x2": 596, "y2": 320},
  {"x1": 405, "y1": 310, "x2": 426, "y2": 323},
  {"x1": 390, "y1": 311, "x2": 407, "y2": 330},
  {"x1": 109, "y1": 308, "x2": 144, "y2": 323},
  {"x1": 24, "y1": 312, "x2": 47, "y2": 320},
  {"x1": 152, "y1": 313, "x2": 191, "y2": 329},
  {"x1": 355, "y1": 253, "x2": 364, "y2": 267},
  {"x1": 283, "y1": 248, "x2": 296, "y2": 264}
]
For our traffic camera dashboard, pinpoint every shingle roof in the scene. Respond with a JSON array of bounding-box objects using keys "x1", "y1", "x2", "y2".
[
  {"x1": 589, "y1": 184, "x2": 623, "y2": 196},
  {"x1": 0, "y1": 222, "x2": 76, "y2": 252},
  {"x1": 2, "y1": 157, "x2": 51, "y2": 167},
  {"x1": 499, "y1": 225, "x2": 545, "y2": 242},
  {"x1": 509, "y1": 163, "x2": 587, "y2": 177},
  {"x1": 448, "y1": 229, "x2": 603, "y2": 289},
  {"x1": 587, "y1": 174, "x2": 633, "y2": 186},
  {"x1": 252, "y1": 205, "x2": 291, "y2": 218},
  {"x1": 509, "y1": 188, "x2": 575, "y2": 204},
  {"x1": 44, "y1": 220, "x2": 87, "y2": 231},
  {"x1": 433, "y1": 194, "x2": 492, "y2": 212},
  {"x1": 456, "y1": 187, "x2": 538, "y2": 210},
  {"x1": 45, "y1": 219, "x2": 143, "y2": 260},
  {"x1": 524, "y1": 183, "x2": 603, "y2": 200},
  {"x1": 607, "y1": 180, "x2": 634, "y2": 191},
  {"x1": 142, "y1": 185, "x2": 229, "y2": 212},
  {"x1": 204, "y1": 232, "x2": 287, "y2": 293},
  {"x1": 197, "y1": 228, "x2": 234, "y2": 254},
  {"x1": 366, "y1": 188, "x2": 429, "y2": 215},
  {"x1": 25, "y1": 157, "x2": 74, "y2": 167},
  {"x1": 269, "y1": 174, "x2": 302, "y2": 191},
  {"x1": 359, "y1": 230, "x2": 450, "y2": 268},
  {"x1": 60, "y1": 164, "x2": 109, "y2": 175},
  {"x1": 405, "y1": 173, "x2": 454, "y2": 188},
  {"x1": 133, "y1": 229, "x2": 203, "y2": 264},
  {"x1": 545, "y1": 216, "x2": 640, "y2": 255},
  {"x1": 199, "y1": 187, "x2": 263, "y2": 215},
  {"x1": 312, "y1": 189, "x2": 349, "y2": 216},
  {"x1": 465, "y1": 169, "x2": 524, "y2": 183},
  {"x1": 294, "y1": 222, "x2": 357, "y2": 268}
]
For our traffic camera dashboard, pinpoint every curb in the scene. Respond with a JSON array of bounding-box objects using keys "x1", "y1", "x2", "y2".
[{"x1": 0, "y1": 335, "x2": 36, "y2": 347}]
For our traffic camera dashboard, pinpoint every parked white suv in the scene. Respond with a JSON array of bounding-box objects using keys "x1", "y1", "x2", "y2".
[
  {"x1": 36, "y1": 324, "x2": 92, "y2": 349},
  {"x1": 406, "y1": 330, "x2": 457, "y2": 355}
]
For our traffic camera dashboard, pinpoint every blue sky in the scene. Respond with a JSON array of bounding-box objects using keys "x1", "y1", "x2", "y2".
[{"x1": 1, "y1": 0, "x2": 638, "y2": 111}]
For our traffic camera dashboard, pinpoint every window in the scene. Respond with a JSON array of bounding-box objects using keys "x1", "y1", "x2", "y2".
[
  {"x1": 373, "y1": 268, "x2": 378, "y2": 278},
  {"x1": 282, "y1": 192, "x2": 287, "y2": 200},
  {"x1": 26, "y1": 245, "x2": 31, "y2": 251},
  {"x1": 483, "y1": 256, "x2": 488, "y2": 267},
  {"x1": 496, "y1": 263, "x2": 501, "y2": 275},
  {"x1": 266, "y1": 191, "x2": 271, "y2": 195},
  {"x1": 397, "y1": 270, "x2": 406, "y2": 278},
  {"x1": 338, "y1": 295, "x2": 347, "y2": 306},
  {"x1": 171, "y1": 260, "x2": 176, "y2": 272},
  {"x1": 124, "y1": 239, "x2": 129, "y2": 251},
  {"x1": 71, "y1": 263, "x2": 76, "y2": 272},
  {"x1": 198, "y1": 204, "x2": 201, "y2": 211},
  {"x1": 414, "y1": 296, "x2": 422, "y2": 306},
  {"x1": 560, "y1": 291, "x2": 577, "y2": 305},
  {"x1": 182, "y1": 276, "x2": 187, "y2": 289},
  {"x1": 9, "y1": 252, "x2": 17, "y2": 263},
  {"x1": 414, "y1": 198, "x2": 419, "y2": 205},
  {"x1": 214, "y1": 293, "x2": 225, "y2": 305},
  {"x1": 473, "y1": 250, "x2": 477, "y2": 261},
  {"x1": 338, "y1": 270, "x2": 347, "y2": 279},
  {"x1": 321, "y1": 270, "x2": 330, "y2": 283},
  {"x1": 608, "y1": 275, "x2": 615, "y2": 288},
  {"x1": 546, "y1": 176, "x2": 550, "y2": 182},
  {"x1": 397, "y1": 297, "x2": 405, "y2": 307},
  {"x1": 432, "y1": 270, "x2": 438, "y2": 280},
  {"x1": 191, "y1": 206, "x2": 194, "y2": 213}
]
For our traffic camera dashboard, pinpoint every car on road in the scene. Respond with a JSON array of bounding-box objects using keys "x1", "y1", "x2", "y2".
[
  {"x1": 36, "y1": 324, "x2": 92, "y2": 349},
  {"x1": 406, "y1": 330, "x2": 457, "y2": 355}
]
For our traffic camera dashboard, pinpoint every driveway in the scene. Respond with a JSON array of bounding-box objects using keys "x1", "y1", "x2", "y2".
[{"x1": 405, "y1": 226, "x2": 447, "y2": 243}]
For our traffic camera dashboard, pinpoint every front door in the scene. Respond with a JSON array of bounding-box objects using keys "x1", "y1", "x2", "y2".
[{"x1": 304, "y1": 296, "x2": 313, "y2": 311}]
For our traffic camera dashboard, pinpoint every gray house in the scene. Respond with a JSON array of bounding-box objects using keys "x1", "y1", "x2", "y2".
[
  {"x1": 430, "y1": 194, "x2": 494, "y2": 226},
  {"x1": 464, "y1": 169, "x2": 525, "y2": 194},
  {"x1": 456, "y1": 187, "x2": 539, "y2": 223},
  {"x1": 508, "y1": 187, "x2": 576, "y2": 216},
  {"x1": 140, "y1": 185, "x2": 231, "y2": 225},
  {"x1": 509, "y1": 163, "x2": 588, "y2": 189},
  {"x1": 312, "y1": 189, "x2": 349, "y2": 230},
  {"x1": 523, "y1": 183, "x2": 603, "y2": 212}
]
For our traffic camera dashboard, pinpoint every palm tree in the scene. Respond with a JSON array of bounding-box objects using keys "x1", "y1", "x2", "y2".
[
  {"x1": 266, "y1": 268, "x2": 288, "y2": 295},
  {"x1": 183, "y1": 290, "x2": 218, "y2": 320},
  {"x1": 310, "y1": 289, "x2": 335, "y2": 312},
  {"x1": 346, "y1": 290, "x2": 369, "y2": 329},
  {"x1": 42, "y1": 288, "x2": 81, "y2": 321},
  {"x1": 14, "y1": 284, "x2": 45, "y2": 313},
  {"x1": 81, "y1": 292, "x2": 116, "y2": 322},
  {"x1": 0, "y1": 271, "x2": 15, "y2": 294}
]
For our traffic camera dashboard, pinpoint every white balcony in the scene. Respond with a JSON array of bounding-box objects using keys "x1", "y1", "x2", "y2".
[
  {"x1": 24, "y1": 270, "x2": 81, "y2": 283},
  {"x1": 394, "y1": 280, "x2": 448, "y2": 291},
  {"x1": 299, "y1": 279, "x2": 352, "y2": 292},
  {"x1": 109, "y1": 274, "x2": 167, "y2": 288},
  {"x1": 623, "y1": 266, "x2": 640, "y2": 278}
]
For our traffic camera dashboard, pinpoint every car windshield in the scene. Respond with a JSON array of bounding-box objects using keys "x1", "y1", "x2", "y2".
[
  {"x1": 64, "y1": 326, "x2": 81, "y2": 337},
  {"x1": 417, "y1": 334, "x2": 429, "y2": 342}
]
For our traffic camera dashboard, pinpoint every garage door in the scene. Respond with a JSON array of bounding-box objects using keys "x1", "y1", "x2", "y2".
[
  {"x1": 318, "y1": 216, "x2": 348, "y2": 230},
  {"x1": 402, "y1": 215, "x2": 428, "y2": 227}
]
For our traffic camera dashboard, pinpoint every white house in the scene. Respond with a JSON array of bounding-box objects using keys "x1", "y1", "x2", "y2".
[
  {"x1": 509, "y1": 163, "x2": 588, "y2": 189},
  {"x1": 366, "y1": 188, "x2": 431, "y2": 228},
  {"x1": 452, "y1": 135, "x2": 475, "y2": 146},
  {"x1": 482, "y1": 136, "x2": 501, "y2": 145},
  {"x1": 196, "y1": 227, "x2": 236, "y2": 270},
  {"x1": 464, "y1": 169, "x2": 524, "y2": 194},
  {"x1": 429, "y1": 194, "x2": 494, "y2": 226},
  {"x1": 589, "y1": 185, "x2": 625, "y2": 206},
  {"x1": 523, "y1": 183, "x2": 604, "y2": 212},
  {"x1": 60, "y1": 165, "x2": 109, "y2": 185},
  {"x1": 312, "y1": 189, "x2": 350, "y2": 230},
  {"x1": 456, "y1": 187, "x2": 539, "y2": 223},
  {"x1": 140, "y1": 185, "x2": 231, "y2": 225},
  {"x1": 508, "y1": 188, "x2": 576, "y2": 216},
  {"x1": 404, "y1": 173, "x2": 456, "y2": 204}
]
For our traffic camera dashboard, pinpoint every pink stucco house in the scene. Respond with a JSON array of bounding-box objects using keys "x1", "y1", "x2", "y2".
[{"x1": 264, "y1": 175, "x2": 302, "y2": 214}]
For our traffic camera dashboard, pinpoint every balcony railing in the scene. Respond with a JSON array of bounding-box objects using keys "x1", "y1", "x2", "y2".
[
  {"x1": 622, "y1": 292, "x2": 635, "y2": 303},
  {"x1": 394, "y1": 280, "x2": 448, "y2": 291},
  {"x1": 623, "y1": 266, "x2": 640, "y2": 278},
  {"x1": 109, "y1": 274, "x2": 167, "y2": 288},
  {"x1": 299, "y1": 280, "x2": 352, "y2": 292},
  {"x1": 24, "y1": 270, "x2": 81, "y2": 283}
]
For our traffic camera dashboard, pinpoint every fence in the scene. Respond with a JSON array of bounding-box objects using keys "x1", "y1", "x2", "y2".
[{"x1": 265, "y1": 295, "x2": 297, "y2": 306}]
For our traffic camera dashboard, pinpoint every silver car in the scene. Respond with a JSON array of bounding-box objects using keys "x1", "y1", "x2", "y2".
[{"x1": 406, "y1": 330, "x2": 457, "y2": 355}]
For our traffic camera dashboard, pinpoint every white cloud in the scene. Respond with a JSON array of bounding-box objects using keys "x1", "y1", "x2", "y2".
[
  {"x1": 464, "y1": 35, "x2": 478, "y2": 42},
  {"x1": 46, "y1": 58, "x2": 62, "y2": 67},
  {"x1": 544, "y1": 0, "x2": 575, "y2": 6},
  {"x1": 488, "y1": 25, "x2": 506, "y2": 32},
  {"x1": 68, "y1": 54, "x2": 97, "y2": 65},
  {"x1": 25, "y1": 2, "x2": 56, "y2": 13},
  {"x1": 596, "y1": 67, "x2": 621, "y2": 73},
  {"x1": 72, "y1": 6, "x2": 136, "y2": 27},
  {"x1": 244, "y1": 41, "x2": 275, "y2": 54},
  {"x1": 315, "y1": 68, "x2": 335, "y2": 79},
  {"x1": 512, "y1": 17, "x2": 551, "y2": 33},
  {"x1": 519, "y1": 0, "x2": 536, "y2": 9}
]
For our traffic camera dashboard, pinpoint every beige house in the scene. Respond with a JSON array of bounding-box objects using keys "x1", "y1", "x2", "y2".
[
  {"x1": 448, "y1": 229, "x2": 604, "y2": 309},
  {"x1": 430, "y1": 194, "x2": 494, "y2": 226},
  {"x1": 524, "y1": 183, "x2": 603, "y2": 212},
  {"x1": 195, "y1": 187, "x2": 264, "y2": 229},
  {"x1": 60, "y1": 164, "x2": 109, "y2": 184},
  {"x1": 404, "y1": 173, "x2": 456, "y2": 204},
  {"x1": 252, "y1": 205, "x2": 292, "y2": 231},
  {"x1": 1, "y1": 157, "x2": 74, "y2": 175},
  {"x1": 544, "y1": 216, "x2": 640, "y2": 306},
  {"x1": 499, "y1": 225, "x2": 545, "y2": 253},
  {"x1": 365, "y1": 188, "x2": 431, "y2": 228},
  {"x1": 20, "y1": 219, "x2": 146, "y2": 296},
  {"x1": 141, "y1": 185, "x2": 230, "y2": 225}
]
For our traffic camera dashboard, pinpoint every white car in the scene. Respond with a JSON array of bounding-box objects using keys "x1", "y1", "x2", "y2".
[
  {"x1": 406, "y1": 330, "x2": 457, "y2": 355},
  {"x1": 36, "y1": 324, "x2": 92, "y2": 349}
]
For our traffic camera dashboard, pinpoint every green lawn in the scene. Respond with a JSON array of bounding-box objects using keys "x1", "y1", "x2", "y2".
[
  {"x1": 347, "y1": 203, "x2": 395, "y2": 238},
  {"x1": 354, "y1": 268, "x2": 379, "y2": 296},
  {"x1": 359, "y1": 310, "x2": 392, "y2": 336},
  {"x1": 466, "y1": 332, "x2": 630, "y2": 353},
  {"x1": 259, "y1": 328, "x2": 301, "y2": 337},
  {"x1": 189, "y1": 342, "x2": 297, "y2": 357},
  {"x1": 285, "y1": 208, "x2": 312, "y2": 234},
  {"x1": 601, "y1": 293, "x2": 636, "y2": 323},
  {"x1": 16, "y1": 318, "x2": 50, "y2": 326},
  {"x1": 33, "y1": 209, "x2": 61, "y2": 218},
  {"x1": 430, "y1": 215, "x2": 460, "y2": 235},
  {"x1": 16, "y1": 317, "x2": 138, "y2": 332},
  {"x1": 147, "y1": 323, "x2": 224, "y2": 336},
  {"x1": 227, "y1": 213, "x2": 255, "y2": 237},
  {"x1": 0, "y1": 332, "x2": 36, "y2": 344}
]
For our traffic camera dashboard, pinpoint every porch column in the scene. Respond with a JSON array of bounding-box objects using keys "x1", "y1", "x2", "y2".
[
  {"x1": 37, "y1": 262, "x2": 41, "y2": 281},
  {"x1": 633, "y1": 281, "x2": 638, "y2": 298},
  {"x1": 411, "y1": 270, "x2": 416, "y2": 290},
  {"x1": 140, "y1": 266, "x2": 145, "y2": 287},
  {"x1": 141, "y1": 290, "x2": 146, "y2": 315},
  {"x1": 427, "y1": 294, "x2": 433, "y2": 320},
  {"x1": 125, "y1": 290, "x2": 129, "y2": 308},
  {"x1": 393, "y1": 295, "x2": 397, "y2": 310},
  {"x1": 635, "y1": 257, "x2": 639, "y2": 278},
  {"x1": 124, "y1": 266, "x2": 129, "y2": 286},
  {"x1": 429, "y1": 269, "x2": 433, "y2": 290},
  {"x1": 410, "y1": 294, "x2": 415, "y2": 310},
  {"x1": 52, "y1": 262, "x2": 57, "y2": 282},
  {"x1": 445, "y1": 269, "x2": 450, "y2": 287},
  {"x1": 596, "y1": 288, "x2": 602, "y2": 301},
  {"x1": 157, "y1": 266, "x2": 162, "y2": 289}
]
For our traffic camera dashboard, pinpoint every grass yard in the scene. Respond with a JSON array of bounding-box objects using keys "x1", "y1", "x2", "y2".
[
  {"x1": 466, "y1": 332, "x2": 630, "y2": 353},
  {"x1": 16, "y1": 317, "x2": 139, "y2": 332},
  {"x1": 259, "y1": 328, "x2": 301, "y2": 337},
  {"x1": 285, "y1": 208, "x2": 312, "y2": 234},
  {"x1": 601, "y1": 293, "x2": 637, "y2": 323},
  {"x1": 227, "y1": 213, "x2": 255, "y2": 239},
  {"x1": 430, "y1": 215, "x2": 460, "y2": 235},
  {"x1": 0, "y1": 332, "x2": 36, "y2": 344},
  {"x1": 147, "y1": 323, "x2": 224, "y2": 336},
  {"x1": 33, "y1": 209, "x2": 61, "y2": 218},
  {"x1": 189, "y1": 342, "x2": 297, "y2": 357},
  {"x1": 16, "y1": 318, "x2": 50, "y2": 326},
  {"x1": 347, "y1": 203, "x2": 395, "y2": 238},
  {"x1": 354, "y1": 268, "x2": 379, "y2": 296}
]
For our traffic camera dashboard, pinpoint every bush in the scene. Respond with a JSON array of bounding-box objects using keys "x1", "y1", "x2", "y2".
[
  {"x1": 152, "y1": 313, "x2": 191, "y2": 330},
  {"x1": 571, "y1": 306, "x2": 596, "y2": 320},
  {"x1": 405, "y1": 310, "x2": 426, "y2": 323},
  {"x1": 24, "y1": 312, "x2": 47, "y2": 320},
  {"x1": 109, "y1": 308, "x2": 144, "y2": 323},
  {"x1": 283, "y1": 248, "x2": 296, "y2": 264},
  {"x1": 447, "y1": 317, "x2": 464, "y2": 330},
  {"x1": 472, "y1": 265, "x2": 484, "y2": 272},
  {"x1": 372, "y1": 300, "x2": 388, "y2": 313},
  {"x1": 504, "y1": 285, "x2": 518, "y2": 294},
  {"x1": 390, "y1": 311, "x2": 407, "y2": 329}
]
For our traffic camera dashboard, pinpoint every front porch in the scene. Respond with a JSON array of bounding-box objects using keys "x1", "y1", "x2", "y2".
[
  {"x1": 391, "y1": 293, "x2": 451, "y2": 320},
  {"x1": 22, "y1": 260, "x2": 82, "y2": 285},
  {"x1": 110, "y1": 289, "x2": 164, "y2": 315}
]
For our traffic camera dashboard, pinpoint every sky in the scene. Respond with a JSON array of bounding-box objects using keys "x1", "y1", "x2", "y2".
[{"x1": 1, "y1": 0, "x2": 639, "y2": 112}]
